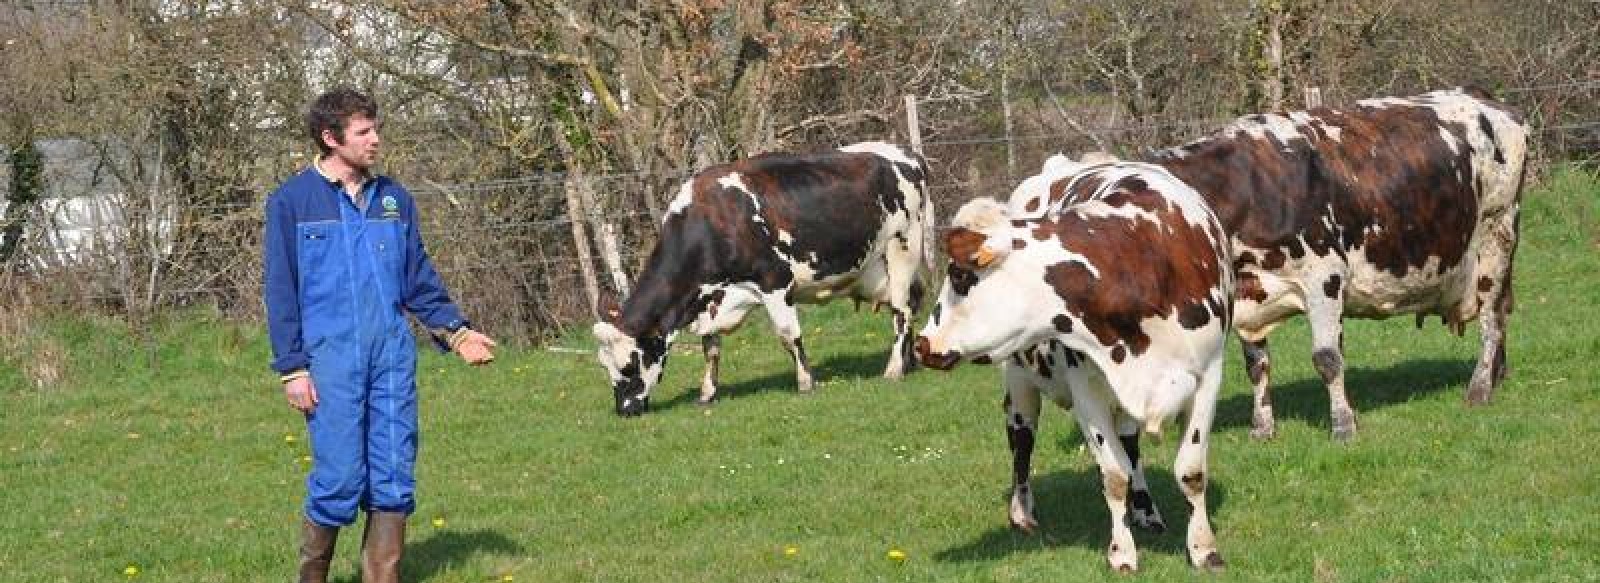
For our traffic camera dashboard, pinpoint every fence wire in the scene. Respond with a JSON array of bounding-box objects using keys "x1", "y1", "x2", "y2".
[{"x1": 2, "y1": 81, "x2": 1595, "y2": 344}]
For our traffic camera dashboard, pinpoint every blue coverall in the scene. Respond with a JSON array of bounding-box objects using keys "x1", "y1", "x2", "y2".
[{"x1": 264, "y1": 167, "x2": 466, "y2": 527}]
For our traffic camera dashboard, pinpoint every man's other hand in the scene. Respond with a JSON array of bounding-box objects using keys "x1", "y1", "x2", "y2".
[{"x1": 454, "y1": 330, "x2": 497, "y2": 365}]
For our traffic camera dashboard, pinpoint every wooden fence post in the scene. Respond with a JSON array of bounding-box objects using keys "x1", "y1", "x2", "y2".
[
  {"x1": 552, "y1": 119, "x2": 604, "y2": 318},
  {"x1": 903, "y1": 95, "x2": 924, "y2": 157}
]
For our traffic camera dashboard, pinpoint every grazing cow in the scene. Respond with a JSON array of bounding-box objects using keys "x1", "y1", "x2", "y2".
[
  {"x1": 1019, "y1": 89, "x2": 1529, "y2": 440},
  {"x1": 593, "y1": 142, "x2": 935, "y2": 416},
  {"x1": 916, "y1": 159, "x2": 1234, "y2": 572}
]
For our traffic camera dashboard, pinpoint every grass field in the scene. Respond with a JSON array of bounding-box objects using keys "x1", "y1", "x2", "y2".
[{"x1": 2, "y1": 166, "x2": 1597, "y2": 582}]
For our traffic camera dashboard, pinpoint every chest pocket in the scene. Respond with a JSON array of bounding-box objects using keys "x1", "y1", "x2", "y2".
[
  {"x1": 296, "y1": 223, "x2": 344, "y2": 309},
  {"x1": 297, "y1": 224, "x2": 335, "y2": 268}
]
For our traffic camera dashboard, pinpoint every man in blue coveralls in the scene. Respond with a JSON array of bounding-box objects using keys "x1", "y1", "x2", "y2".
[{"x1": 264, "y1": 88, "x2": 497, "y2": 583}]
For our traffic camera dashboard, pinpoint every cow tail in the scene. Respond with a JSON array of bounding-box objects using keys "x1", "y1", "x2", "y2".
[{"x1": 915, "y1": 153, "x2": 939, "y2": 277}]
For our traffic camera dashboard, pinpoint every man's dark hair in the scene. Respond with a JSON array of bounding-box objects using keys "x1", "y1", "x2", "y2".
[{"x1": 306, "y1": 88, "x2": 378, "y2": 156}]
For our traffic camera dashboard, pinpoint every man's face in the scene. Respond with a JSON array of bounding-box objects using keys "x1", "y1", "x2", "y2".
[{"x1": 324, "y1": 114, "x2": 381, "y2": 170}]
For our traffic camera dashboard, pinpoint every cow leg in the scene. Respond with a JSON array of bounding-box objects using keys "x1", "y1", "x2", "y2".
[
  {"x1": 697, "y1": 335, "x2": 721, "y2": 405},
  {"x1": 1068, "y1": 387, "x2": 1139, "y2": 572},
  {"x1": 1116, "y1": 414, "x2": 1165, "y2": 533},
  {"x1": 1175, "y1": 359, "x2": 1225, "y2": 572},
  {"x1": 1467, "y1": 206, "x2": 1519, "y2": 405},
  {"x1": 1241, "y1": 335, "x2": 1276, "y2": 439},
  {"x1": 881, "y1": 245, "x2": 921, "y2": 380},
  {"x1": 1307, "y1": 280, "x2": 1356, "y2": 441},
  {"x1": 762, "y1": 292, "x2": 815, "y2": 392},
  {"x1": 1002, "y1": 364, "x2": 1043, "y2": 533}
]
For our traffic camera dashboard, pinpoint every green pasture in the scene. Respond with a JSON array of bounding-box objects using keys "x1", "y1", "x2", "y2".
[{"x1": 2, "y1": 166, "x2": 1596, "y2": 582}]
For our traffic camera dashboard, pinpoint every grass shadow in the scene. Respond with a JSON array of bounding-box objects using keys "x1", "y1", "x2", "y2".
[
  {"x1": 934, "y1": 465, "x2": 1230, "y2": 565},
  {"x1": 330, "y1": 528, "x2": 523, "y2": 583},
  {"x1": 645, "y1": 349, "x2": 895, "y2": 414},
  {"x1": 1215, "y1": 357, "x2": 1474, "y2": 434}
]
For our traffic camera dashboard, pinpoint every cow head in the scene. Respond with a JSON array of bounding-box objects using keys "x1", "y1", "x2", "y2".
[
  {"x1": 592, "y1": 293, "x2": 670, "y2": 417},
  {"x1": 916, "y1": 198, "x2": 1055, "y2": 370}
]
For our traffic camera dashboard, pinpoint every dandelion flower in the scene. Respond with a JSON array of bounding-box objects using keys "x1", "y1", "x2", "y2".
[
  {"x1": 887, "y1": 549, "x2": 907, "y2": 562},
  {"x1": 284, "y1": 434, "x2": 297, "y2": 443},
  {"x1": 501, "y1": 575, "x2": 514, "y2": 582},
  {"x1": 432, "y1": 517, "x2": 446, "y2": 528},
  {"x1": 123, "y1": 564, "x2": 140, "y2": 577},
  {"x1": 783, "y1": 546, "x2": 799, "y2": 557}
]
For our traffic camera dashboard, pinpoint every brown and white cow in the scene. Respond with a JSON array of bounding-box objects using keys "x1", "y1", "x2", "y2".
[
  {"x1": 593, "y1": 142, "x2": 935, "y2": 416},
  {"x1": 1017, "y1": 88, "x2": 1529, "y2": 440},
  {"x1": 916, "y1": 160, "x2": 1234, "y2": 572}
]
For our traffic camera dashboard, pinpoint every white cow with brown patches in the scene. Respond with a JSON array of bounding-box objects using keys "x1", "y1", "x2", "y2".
[
  {"x1": 1146, "y1": 88, "x2": 1528, "y2": 440},
  {"x1": 915, "y1": 159, "x2": 1234, "y2": 572}
]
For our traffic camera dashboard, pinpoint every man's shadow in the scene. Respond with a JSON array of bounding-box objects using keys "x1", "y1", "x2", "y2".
[
  {"x1": 934, "y1": 464, "x2": 1229, "y2": 564},
  {"x1": 331, "y1": 528, "x2": 521, "y2": 583}
]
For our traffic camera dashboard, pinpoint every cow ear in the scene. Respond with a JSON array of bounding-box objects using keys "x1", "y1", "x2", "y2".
[
  {"x1": 944, "y1": 227, "x2": 999, "y2": 270},
  {"x1": 597, "y1": 290, "x2": 623, "y2": 324}
]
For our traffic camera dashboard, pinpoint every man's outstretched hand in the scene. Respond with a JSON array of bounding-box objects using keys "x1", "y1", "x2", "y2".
[{"x1": 452, "y1": 329, "x2": 497, "y2": 365}]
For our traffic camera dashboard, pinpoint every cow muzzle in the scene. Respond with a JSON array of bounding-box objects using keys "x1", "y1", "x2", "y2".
[
  {"x1": 915, "y1": 335, "x2": 963, "y2": 371},
  {"x1": 615, "y1": 395, "x2": 650, "y2": 417}
]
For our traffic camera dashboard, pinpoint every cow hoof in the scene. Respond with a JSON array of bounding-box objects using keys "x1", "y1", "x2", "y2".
[
  {"x1": 1193, "y1": 551, "x2": 1226, "y2": 573},
  {"x1": 1249, "y1": 425, "x2": 1276, "y2": 440},
  {"x1": 1112, "y1": 563, "x2": 1137, "y2": 574},
  {"x1": 1009, "y1": 517, "x2": 1038, "y2": 534},
  {"x1": 1465, "y1": 378, "x2": 1494, "y2": 405},
  {"x1": 1331, "y1": 425, "x2": 1356, "y2": 443},
  {"x1": 694, "y1": 396, "x2": 717, "y2": 407}
]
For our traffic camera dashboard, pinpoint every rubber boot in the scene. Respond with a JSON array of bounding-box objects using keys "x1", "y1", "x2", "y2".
[
  {"x1": 360, "y1": 511, "x2": 407, "y2": 583},
  {"x1": 298, "y1": 518, "x2": 339, "y2": 583}
]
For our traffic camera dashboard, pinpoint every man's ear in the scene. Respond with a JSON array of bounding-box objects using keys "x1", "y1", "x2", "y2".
[{"x1": 320, "y1": 128, "x2": 341, "y2": 151}]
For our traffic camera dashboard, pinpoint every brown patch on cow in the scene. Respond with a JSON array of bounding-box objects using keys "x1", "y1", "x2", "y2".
[
  {"x1": 1012, "y1": 238, "x2": 1027, "y2": 250},
  {"x1": 1261, "y1": 248, "x2": 1287, "y2": 270},
  {"x1": 1237, "y1": 272, "x2": 1268, "y2": 303},
  {"x1": 1062, "y1": 174, "x2": 1107, "y2": 206},
  {"x1": 1180, "y1": 471, "x2": 1206, "y2": 496},
  {"x1": 1103, "y1": 471, "x2": 1130, "y2": 499},
  {"x1": 944, "y1": 228, "x2": 990, "y2": 271},
  {"x1": 1178, "y1": 301, "x2": 1211, "y2": 330},
  {"x1": 1285, "y1": 239, "x2": 1305, "y2": 259},
  {"x1": 1477, "y1": 276, "x2": 1494, "y2": 292},
  {"x1": 1037, "y1": 179, "x2": 1228, "y2": 358},
  {"x1": 1111, "y1": 345, "x2": 1127, "y2": 363},
  {"x1": 1323, "y1": 274, "x2": 1342, "y2": 299},
  {"x1": 1052, "y1": 314, "x2": 1074, "y2": 334},
  {"x1": 1101, "y1": 177, "x2": 1168, "y2": 215},
  {"x1": 1024, "y1": 197, "x2": 1040, "y2": 213},
  {"x1": 1237, "y1": 250, "x2": 1257, "y2": 267},
  {"x1": 1153, "y1": 99, "x2": 1488, "y2": 280}
]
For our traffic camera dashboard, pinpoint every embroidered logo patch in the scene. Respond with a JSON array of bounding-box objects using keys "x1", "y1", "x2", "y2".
[{"x1": 381, "y1": 195, "x2": 400, "y2": 217}]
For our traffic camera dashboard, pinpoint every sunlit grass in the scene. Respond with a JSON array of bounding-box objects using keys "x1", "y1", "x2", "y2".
[{"x1": 1, "y1": 166, "x2": 1596, "y2": 582}]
